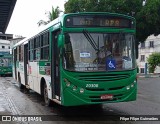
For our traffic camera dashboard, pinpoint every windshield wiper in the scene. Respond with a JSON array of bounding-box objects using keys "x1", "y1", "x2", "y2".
[
  {"x1": 83, "y1": 29, "x2": 99, "y2": 51},
  {"x1": 83, "y1": 29, "x2": 101, "y2": 64}
]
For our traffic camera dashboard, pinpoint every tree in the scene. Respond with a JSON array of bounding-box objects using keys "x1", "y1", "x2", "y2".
[
  {"x1": 64, "y1": 0, "x2": 160, "y2": 42},
  {"x1": 48, "y1": 6, "x2": 60, "y2": 22},
  {"x1": 37, "y1": 20, "x2": 48, "y2": 27},
  {"x1": 137, "y1": 0, "x2": 160, "y2": 42},
  {"x1": 38, "y1": 6, "x2": 60, "y2": 26},
  {"x1": 147, "y1": 52, "x2": 160, "y2": 73}
]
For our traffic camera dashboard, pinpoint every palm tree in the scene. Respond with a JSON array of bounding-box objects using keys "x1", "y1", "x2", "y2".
[
  {"x1": 48, "y1": 6, "x2": 60, "y2": 22},
  {"x1": 37, "y1": 6, "x2": 60, "y2": 27}
]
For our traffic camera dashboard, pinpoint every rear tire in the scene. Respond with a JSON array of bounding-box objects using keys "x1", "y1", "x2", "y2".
[
  {"x1": 43, "y1": 83, "x2": 52, "y2": 106},
  {"x1": 18, "y1": 74, "x2": 24, "y2": 90}
]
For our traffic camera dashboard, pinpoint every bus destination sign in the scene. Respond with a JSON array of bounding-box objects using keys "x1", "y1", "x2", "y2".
[{"x1": 65, "y1": 15, "x2": 133, "y2": 28}]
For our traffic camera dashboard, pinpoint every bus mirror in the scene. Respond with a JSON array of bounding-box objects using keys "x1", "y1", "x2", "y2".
[
  {"x1": 58, "y1": 34, "x2": 64, "y2": 48},
  {"x1": 135, "y1": 41, "x2": 139, "y2": 59}
]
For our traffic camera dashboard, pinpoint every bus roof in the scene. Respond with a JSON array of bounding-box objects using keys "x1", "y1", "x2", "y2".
[
  {"x1": 13, "y1": 16, "x2": 62, "y2": 48},
  {"x1": 13, "y1": 12, "x2": 135, "y2": 48},
  {"x1": 64, "y1": 12, "x2": 135, "y2": 19}
]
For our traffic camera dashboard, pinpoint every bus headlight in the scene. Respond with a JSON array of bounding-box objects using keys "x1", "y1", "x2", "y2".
[
  {"x1": 64, "y1": 78, "x2": 84, "y2": 93},
  {"x1": 132, "y1": 79, "x2": 137, "y2": 87},
  {"x1": 80, "y1": 88, "x2": 84, "y2": 93},
  {"x1": 66, "y1": 82, "x2": 71, "y2": 87},
  {"x1": 73, "y1": 86, "x2": 77, "y2": 91},
  {"x1": 131, "y1": 83, "x2": 134, "y2": 88},
  {"x1": 126, "y1": 80, "x2": 136, "y2": 90},
  {"x1": 64, "y1": 78, "x2": 71, "y2": 87},
  {"x1": 126, "y1": 86, "x2": 130, "y2": 90}
]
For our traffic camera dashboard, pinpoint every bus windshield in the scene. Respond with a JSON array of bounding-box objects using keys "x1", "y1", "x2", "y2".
[
  {"x1": 0, "y1": 58, "x2": 12, "y2": 67},
  {"x1": 63, "y1": 32, "x2": 135, "y2": 72}
]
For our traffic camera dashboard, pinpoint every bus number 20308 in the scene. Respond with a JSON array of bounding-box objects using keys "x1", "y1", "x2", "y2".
[{"x1": 86, "y1": 84, "x2": 99, "y2": 88}]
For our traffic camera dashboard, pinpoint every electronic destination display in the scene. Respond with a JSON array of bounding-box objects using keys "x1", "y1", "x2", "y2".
[{"x1": 65, "y1": 15, "x2": 133, "y2": 28}]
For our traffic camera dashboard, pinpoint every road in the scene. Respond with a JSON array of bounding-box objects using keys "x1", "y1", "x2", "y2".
[{"x1": 0, "y1": 77, "x2": 160, "y2": 124}]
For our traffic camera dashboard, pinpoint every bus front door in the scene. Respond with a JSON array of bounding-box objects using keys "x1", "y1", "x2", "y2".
[
  {"x1": 13, "y1": 48, "x2": 17, "y2": 80},
  {"x1": 51, "y1": 31, "x2": 60, "y2": 101},
  {"x1": 24, "y1": 44, "x2": 28, "y2": 86}
]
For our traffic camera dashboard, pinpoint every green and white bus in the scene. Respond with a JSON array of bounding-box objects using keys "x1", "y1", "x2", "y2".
[
  {"x1": 0, "y1": 52, "x2": 12, "y2": 76},
  {"x1": 12, "y1": 12, "x2": 137, "y2": 106}
]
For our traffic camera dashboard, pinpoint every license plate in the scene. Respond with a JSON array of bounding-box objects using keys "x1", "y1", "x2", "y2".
[{"x1": 100, "y1": 94, "x2": 113, "y2": 100}]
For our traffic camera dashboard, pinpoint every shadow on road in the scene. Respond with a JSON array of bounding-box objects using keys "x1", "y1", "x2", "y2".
[{"x1": 19, "y1": 89, "x2": 124, "y2": 121}]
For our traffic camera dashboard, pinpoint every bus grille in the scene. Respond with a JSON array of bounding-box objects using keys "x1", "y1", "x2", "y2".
[
  {"x1": 86, "y1": 86, "x2": 124, "y2": 91},
  {"x1": 77, "y1": 73, "x2": 131, "y2": 82}
]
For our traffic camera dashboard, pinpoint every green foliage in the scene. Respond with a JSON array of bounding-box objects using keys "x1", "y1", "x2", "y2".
[
  {"x1": 49, "y1": 6, "x2": 60, "y2": 21},
  {"x1": 38, "y1": 6, "x2": 60, "y2": 26},
  {"x1": 137, "y1": 0, "x2": 160, "y2": 42},
  {"x1": 147, "y1": 52, "x2": 160, "y2": 73},
  {"x1": 64, "y1": 0, "x2": 160, "y2": 42}
]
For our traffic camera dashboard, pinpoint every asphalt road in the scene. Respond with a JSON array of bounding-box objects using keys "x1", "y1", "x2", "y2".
[{"x1": 0, "y1": 77, "x2": 160, "y2": 124}]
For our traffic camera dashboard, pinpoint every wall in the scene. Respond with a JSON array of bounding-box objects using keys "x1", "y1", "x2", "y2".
[{"x1": 137, "y1": 35, "x2": 160, "y2": 74}]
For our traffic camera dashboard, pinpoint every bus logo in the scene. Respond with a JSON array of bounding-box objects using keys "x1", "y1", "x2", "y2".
[{"x1": 2, "y1": 116, "x2": 11, "y2": 121}]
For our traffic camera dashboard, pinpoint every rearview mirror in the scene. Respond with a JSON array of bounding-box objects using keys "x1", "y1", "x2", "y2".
[
  {"x1": 58, "y1": 34, "x2": 64, "y2": 48},
  {"x1": 135, "y1": 41, "x2": 139, "y2": 59}
]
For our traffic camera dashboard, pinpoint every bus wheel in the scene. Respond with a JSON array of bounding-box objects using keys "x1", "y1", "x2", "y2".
[
  {"x1": 43, "y1": 83, "x2": 51, "y2": 106},
  {"x1": 18, "y1": 75, "x2": 24, "y2": 90}
]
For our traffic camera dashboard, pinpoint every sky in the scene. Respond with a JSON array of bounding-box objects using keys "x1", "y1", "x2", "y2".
[{"x1": 6, "y1": 0, "x2": 66, "y2": 37}]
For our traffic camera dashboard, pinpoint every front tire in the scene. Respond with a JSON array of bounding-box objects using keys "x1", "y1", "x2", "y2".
[{"x1": 43, "y1": 83, "x2": 52, "y2": 106}]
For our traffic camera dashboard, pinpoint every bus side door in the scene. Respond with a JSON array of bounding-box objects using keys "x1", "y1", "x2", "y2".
[
  {"x1": 24, "y1": 44, "x2": 28, "y2": 86},
  {"x1": 13, "y1": 48, "x2": 17, "y2": 80},
  {"x1": 51, "y1": 31, "x2": 60, "y2": 100}
]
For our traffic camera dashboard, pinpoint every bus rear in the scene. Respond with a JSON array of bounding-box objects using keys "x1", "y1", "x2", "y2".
[{"x1": 59, "y1": 13, "x2": 137, "y2": 106}]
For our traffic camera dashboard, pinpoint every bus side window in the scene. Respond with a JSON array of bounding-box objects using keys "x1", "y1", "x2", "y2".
[
  {"x1": 40, "y1": 32, "x2": 49, "y2": 60},
  {"x1": 34, "y1": 37, "x2": 40, "y2": 60},
  {"x1": 28, "y1": 39, "x2": 35, "y2": 61}
]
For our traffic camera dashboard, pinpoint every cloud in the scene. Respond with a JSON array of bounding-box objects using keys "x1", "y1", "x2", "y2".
[{"x1": 6, "y1": 0, "x2": 65, "y2": 37}]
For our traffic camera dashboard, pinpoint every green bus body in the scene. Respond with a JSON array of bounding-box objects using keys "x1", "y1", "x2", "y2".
[
  {"x1": 13, "y1": 12, "x2": 137, "y2": 106},
  {"x1": 0, "y1": 53, "x2": 12, "y2": 76}
]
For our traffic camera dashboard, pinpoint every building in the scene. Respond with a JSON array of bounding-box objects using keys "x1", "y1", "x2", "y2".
[
  {"x1": 137, "y1": 35, "x2": 160, "y2": 74},
  {"x1": 0, "y1": 34, "x2": 13, "y2": 68},
  {"x1": 9, "y1": 37, "x2": 25, "y2": 49},
  {"x1": 0, "y1": 34, "x2": 13, "y2": 53},
  {"x1": 0, "y1": 39, "x2": 11, "y2": 53},
  {"x1": 0, "y1": 33, "x2": 13, "y2": 40}
]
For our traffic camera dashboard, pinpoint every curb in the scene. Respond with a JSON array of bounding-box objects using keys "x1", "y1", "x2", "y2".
[{"x1": 137, "y1": 75, "x2": 160, "y2": 78}]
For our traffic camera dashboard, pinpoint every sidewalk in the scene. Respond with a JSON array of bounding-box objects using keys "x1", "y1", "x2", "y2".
[
  {"x1": 137, "y1": 73, "x2": 160, "y2": 78},
  {"x1": 0, "y1": 77, "x2": 21, "y2": 116},
  {"x1": 0, "y1": 78, "x2": 12, "y2": 115}
]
